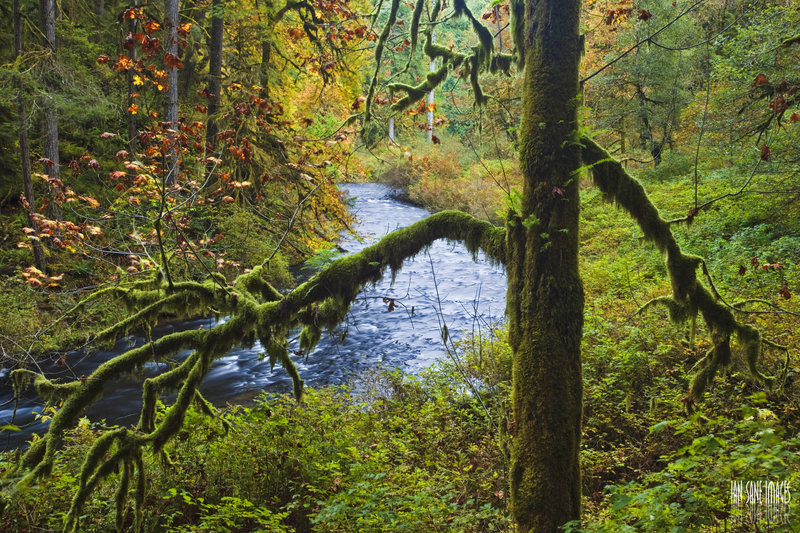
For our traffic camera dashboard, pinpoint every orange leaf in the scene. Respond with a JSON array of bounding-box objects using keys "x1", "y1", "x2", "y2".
[
  {"x1": 790, "y1": 112, "x2": 800, "y2": 123},
  {"x1": 752, "y1": 73, "x2": 770, "y2": 86}
]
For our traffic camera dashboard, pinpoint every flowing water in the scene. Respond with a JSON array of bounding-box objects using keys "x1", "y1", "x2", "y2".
[{"x1": 0, "y1": 183, "x2": 507, "y2": 450}]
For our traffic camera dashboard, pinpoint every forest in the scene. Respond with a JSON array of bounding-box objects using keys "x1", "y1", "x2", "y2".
[{"x1": 0, "y1": 0, "x2": 799, "y2": 531}]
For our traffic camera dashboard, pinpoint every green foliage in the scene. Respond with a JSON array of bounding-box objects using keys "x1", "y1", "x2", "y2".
[
  {"x1": 568, "y1": 402, "x2": 800, "y2": 532},
  {"x1": 636, "y1": 151, "x2": 693, "y2": 183},
  {"x1": 1, "y1": 345, "x2": 513, "y2": 532}
]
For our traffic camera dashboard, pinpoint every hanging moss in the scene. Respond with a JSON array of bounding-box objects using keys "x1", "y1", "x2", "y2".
[
  {"x1": 389, "y1": 64, "x2": 450, "y2": 112},
  {"x1": 509, "y1": 0, "x2": 525, "y2": 68},
  {"x1": 581, "y1": 136, "x2": 781, "y2": 406}
]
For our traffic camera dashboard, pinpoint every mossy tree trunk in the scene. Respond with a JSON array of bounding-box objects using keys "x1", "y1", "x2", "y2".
[{"x1": 507, "y1": 1, "x2": 583, "y2": 530}]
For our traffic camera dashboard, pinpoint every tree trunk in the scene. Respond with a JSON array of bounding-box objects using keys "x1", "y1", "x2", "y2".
[
  {"x1": 507, "y1": 1, "x2": 583, "y2": 531},
  {"x1": 16, "y1": 0, "x2": 47, "y2": 272},
  {"x1": 388, "y1": 117, "x2": 396, "y2": 144},
  {"x1": 165, "y1": 0, "x2": 180, "y2": 184},
  {"x1": 426, "y1": 29, "x2": 436, "y2": 143},
  {"x1": 127, "y1": 0, "x2": 139, "y2": 159},
  {"x1": 40, "y1": 0, "x2": 62, "y2": 221},
  {"x1": 206, "y1": 0, "x2": 223, "y2": 148}
]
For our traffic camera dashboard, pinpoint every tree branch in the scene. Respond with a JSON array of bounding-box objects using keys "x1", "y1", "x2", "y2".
[
  {"x1": 2, "y1": 209, "x2": 505, "y2": 531},
  {"x1": 581, "y1": 136, "x2": 781, "y2": 408}
]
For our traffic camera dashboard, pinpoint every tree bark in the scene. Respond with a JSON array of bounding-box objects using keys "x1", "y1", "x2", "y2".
[
  {"x1": 127, "y1": 0, "x2": 139, "y2": 159},
  {"x1": 507, "y1": 1, "x2": 583, "y2": 531},
  {"x1": 206, "y1": 0, "x2": 223, "y2": 148},
  {"x1": 16, "y1": 0, "x2": 47, "y2": 272},
  {"x1": 426, "y1": 29, "x2": 436, "y2": 143},
  {"x1": 40, "y1": 0, "x2": 62, "y2": 221},
  {"x1": 165, "y1": 0, "x2": 180, "y2": 184}
]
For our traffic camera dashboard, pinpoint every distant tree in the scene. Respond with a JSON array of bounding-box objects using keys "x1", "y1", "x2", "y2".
[
  {"x1": 164, "y1": 0, "x2": 180, "y2": 184},
  {"x1": 39, "y1": 0, "x2": 62, "y2": 220},
  {"x1": 14, "y1": 0, "x2": 47, "y2": 271}
]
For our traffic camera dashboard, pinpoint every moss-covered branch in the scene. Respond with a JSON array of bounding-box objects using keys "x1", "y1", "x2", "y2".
[
  {"x1": 582, "y1": 136, "x2": 779, "y2": 407},
  {"x1": 2, "y1": 209, "x2": 504, "y2": 532}
]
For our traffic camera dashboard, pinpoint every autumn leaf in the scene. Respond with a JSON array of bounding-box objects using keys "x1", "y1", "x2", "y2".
[
  {"x1": 222, "y1": 196, "x2": 235, "y2": 203},
  {"x1": 790, "y1": 112, "x2": 800, "y2": 123},
  {"x1": 431, "y1": 135, "x2": 441, "y2": 145},
  {"x1": 738, "y1": 265, "x2": 747, "y2": 276},
  {"x1": 351, "y1": 96, "x2": 366, "y2": 111},
  {"x1": 760, "y1": 144, "x2": 771, "y2": 161},
  {"x1": 780, "y1": 281, "x2": 791, "y2": 300},
  {"x1": 128, "y1": 104, "x2": 139, "y2": 114},
  {"x1": 752, "y1": 73, "x2": 770, "y2": 86},
  {"x1": 164, "y1": 53, "x2": 183, "y2": 69},
  {"x1": 87, "y1": 159, "x2": 100, "y2": 170},
  {"x1": 97, "y1": 55, "x2": 110, "y2": 64},
  {"x1": 143, "y1": 19, "x2": 161, "y2": 34},
  {"x1": 99, "y1": 132, "x2": 118, "y2": 139},
  {"x1": 637, "y1": 9, "x2": 652, "y2": 21}
]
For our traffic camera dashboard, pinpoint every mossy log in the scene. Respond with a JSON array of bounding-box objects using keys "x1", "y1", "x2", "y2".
[{"x1": 1, "y1": 209, "x2": 504, "y2": 533}]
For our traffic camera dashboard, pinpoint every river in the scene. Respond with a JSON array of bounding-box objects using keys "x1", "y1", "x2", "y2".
[{"x1": 0, "y1": 183, "x2": 507, "y2": 450}]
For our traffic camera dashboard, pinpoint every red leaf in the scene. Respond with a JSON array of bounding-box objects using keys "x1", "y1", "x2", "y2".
[
  {"x1": 431, "y1": 135, "x2": 441, "y2": 145},
  {"x1": 164, "y1": 53, "x2": 183, "y2": 69},
  {"x1": 638, "y1": 9, "x2": 652, "y2": 21},
  {"x1": 790, "y1": 112, "x2": 800, "y2": 123},
  {"x1": 752, "y1": 73, "x2": 770, "y2": 86},
  {"x1": 351, "y1": 96, "x2": 366, "y2": 111},
  {"x1": 97, "y1": 55, "x2": 110, "y2": 64},
  {"x1": 780, "y1": 282, "x2": 791, "y2": 300},
  {"x1": 760, "y1": 144, "x2": 771, "y2": 161}
]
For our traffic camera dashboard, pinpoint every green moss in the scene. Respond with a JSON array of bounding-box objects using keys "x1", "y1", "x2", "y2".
[{"x1": 582, "y1": 136, "x2": 775, "y2": 404}]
